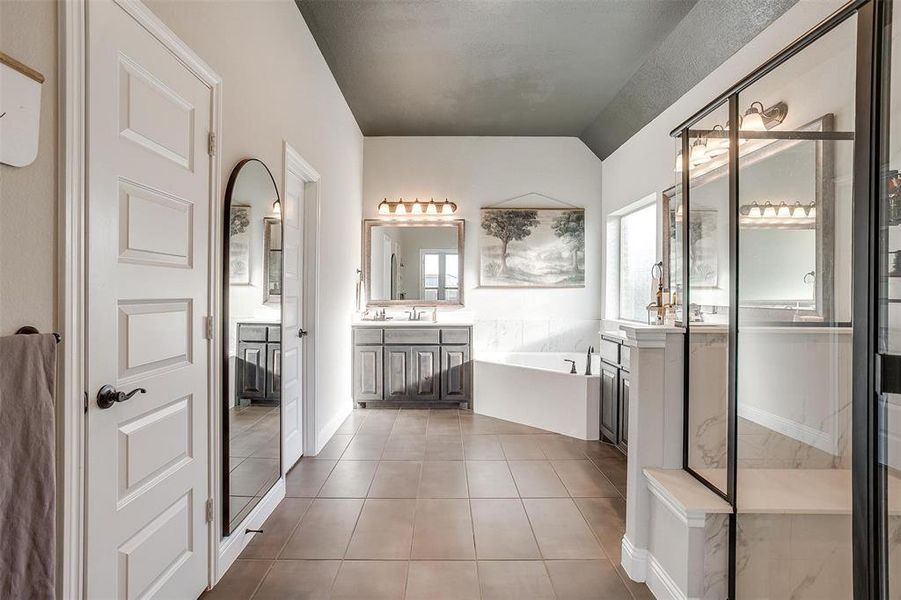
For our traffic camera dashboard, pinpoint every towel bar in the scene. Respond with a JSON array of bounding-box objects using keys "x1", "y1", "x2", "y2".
[{"x1": 15, "y1": 326, "x2": 61, "y2": 344}]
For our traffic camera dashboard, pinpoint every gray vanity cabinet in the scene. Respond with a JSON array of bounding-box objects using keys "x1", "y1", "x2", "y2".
[
  {"x1": 599, "y1": 362, "x2": 618, "y2": 443},
  {"x1": 352, "y1": 326, "x2": 471, "y2": 407},
  {"x1": 236, "y1": 322, "x2": 281, "y2": 404},
  {"x1": 353, "y1": 345, "x2": 383, "y2": 401},
  {"x1": 441, "y1": 345, "x2": 470, "y2": 402},
  {"x1": 599, "y1": 334, "x2": 628, "y2": 454}
]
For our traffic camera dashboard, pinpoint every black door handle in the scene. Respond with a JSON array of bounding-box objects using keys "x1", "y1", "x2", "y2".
[
  {"x1": 97, "y1": 385, "x2": 146, "y2": 409},
  {"x1": 298, "y1": 328, "x2": 308, "y2": 338}
]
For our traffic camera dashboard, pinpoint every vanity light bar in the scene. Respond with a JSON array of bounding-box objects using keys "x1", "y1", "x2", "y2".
[
  {"x1": 377, "y1": 197, "x2": 458, "y2": 217},
  {"x1": 739, "y1": 201, "x2": 815, "y2": 225}
]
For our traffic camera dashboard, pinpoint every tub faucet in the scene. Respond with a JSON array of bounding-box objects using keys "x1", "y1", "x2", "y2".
[
  {"x1": 564, "y1": 359, "x2": 577, "y2": 374},
  {"x1": 585, "y1": 346, "x2": 594, "y2": 376}
]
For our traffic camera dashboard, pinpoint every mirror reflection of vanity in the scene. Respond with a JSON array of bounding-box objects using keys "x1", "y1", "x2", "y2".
[
  {"x1": 663, "y1": 114, "x2": 835, "y2": 323},
  {"x1": 222, "y1": 159, "x2": 283, "y2": 534},
  {"x1": 363, "y1": 220, "x2": 465, "y2": 305}
]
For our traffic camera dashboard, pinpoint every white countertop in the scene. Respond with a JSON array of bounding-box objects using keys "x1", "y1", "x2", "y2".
[{"x1": 353, "y1": 318, "x2": 472, "y2": 327}]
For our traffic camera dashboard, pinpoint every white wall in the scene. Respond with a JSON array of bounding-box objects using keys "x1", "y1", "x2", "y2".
[
  {"x1": 0, "y1": 0, "x2": 57, "y2": 336},
  {"x1": 144, "y1": 0, "x2": 363, "y2": 451},
  {"x1": 363, "y1": 137, "x2": 603, "y2": 353},
  {"x1": 600, "y1": 0, "x2": 848, "y2": 325}
]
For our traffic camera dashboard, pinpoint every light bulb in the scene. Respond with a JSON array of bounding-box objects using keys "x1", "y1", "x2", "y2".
[
  {"x1": 742, "y1": 104, "x2": 766, "y2": 132},
  {"x1": 807, "y1": 204, "x2": 816, "y2": 219},
  {"x1": 792, "y1": 204, "x2": 806, "y2": 218},
  {"x1": 411, "y1": 198, "x2": 423, "y2": 215},
  {"x1": 378, "y1": 199, "x2": 390, "y2": 215},
  {"x1": 748, "y1": 203, "x2": 762, "y2": 218},
  {"x1": 689, "y1": 140, "x2": 710, "y2": 165},
  {"x1": 441, "y1": 200, "x2": 454, "y2": 216},
  {"x1": 777, "y1": 202, "x2": 791, "y2": 218},
  {"x1": 426, "y1": 199, "x2": 438, "y2": 215},
  {"x1": 763, "y1": 202, "x2": 777, "y2": 218}
]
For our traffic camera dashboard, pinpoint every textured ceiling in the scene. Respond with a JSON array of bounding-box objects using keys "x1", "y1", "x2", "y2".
[{"x1": 296, "y1": 0, "x2": 798, "y2": 159}]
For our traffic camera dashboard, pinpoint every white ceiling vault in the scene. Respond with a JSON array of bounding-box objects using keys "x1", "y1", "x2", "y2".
[{"x1": 296, "y1": 0, "x2": 799, "y2": 160}]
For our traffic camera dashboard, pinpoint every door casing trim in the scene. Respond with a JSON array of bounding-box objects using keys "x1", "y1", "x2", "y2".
[{"x1": 60, "y1": 1, "x2": 223, "y2": 596}]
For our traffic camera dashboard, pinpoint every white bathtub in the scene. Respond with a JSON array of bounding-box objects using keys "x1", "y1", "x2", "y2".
[{"x1": 473, "y1": 352, "x2": 601, "y2": 440}]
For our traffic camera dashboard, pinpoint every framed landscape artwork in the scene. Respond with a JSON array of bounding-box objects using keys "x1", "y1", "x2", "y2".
[
  {"x1": 479, "y1": 207, "x2": 585, "y2": 287},
  {"x1": 229, "y1": 204, "x2": 251, "y2": 285}
]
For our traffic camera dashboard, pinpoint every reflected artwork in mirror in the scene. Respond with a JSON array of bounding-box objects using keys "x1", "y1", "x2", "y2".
[
  {"x1": 222, "y1": 159, "x2": 283, "y2": 535},
  {"x1": 363, "y1": 219, "x2": 465, "y2": 306}
]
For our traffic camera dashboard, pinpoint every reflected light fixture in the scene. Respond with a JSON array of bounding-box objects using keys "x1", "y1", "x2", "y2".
[
  {"x1": 777, "y1": 202, "x2": 791, "y2": 218},
  {"x1": 748, "y1": 203, "x2": 762, "y2": 218},
  {"x1": 706, "y1": 125, "x2": 728, "y2": 158},
  {"x1": 674, "y1": 152, "x2": 684, "y2": 173},
  {"x1": 762, "y1": 202, "x2": 777, "y2": 218},
  {"x1": 689, "y1": 139, "x2": 710, "y2": 165},
  {"x1": 272, "y1": 199, "x2": 281, "y2": 217}
]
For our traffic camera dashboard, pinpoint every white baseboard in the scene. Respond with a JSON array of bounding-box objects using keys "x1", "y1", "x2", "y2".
[
  {"x1": 215, "y1": 478, "x2": 286, "y2": 583},
  {"x1": 620, "y1": 535, "x2": 647, "y2": 582},
  {"x1": 738, "y1": 403, "x2": 834, "y2": 455},
  {"x1": 646, "y1": 553, "x2": 689, "y2": 600},
  {"x1": 316, "y1": 403, "x2": 352, "y2": 454}
]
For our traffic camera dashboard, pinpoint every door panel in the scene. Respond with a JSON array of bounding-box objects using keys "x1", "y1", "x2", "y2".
[
  {"x1": 282, "y1": 148, "x2": 305, "y2": 470},
  {"x1": 410, "y1": 346, "x2": 440, "y2": 401},
  {"x1": 618, "y1": 372, "x2": 630, "y2": 451},
  {"x1": 385, "y1": 347, "x2": 411, "y2": 400},
  {"x1": 353, "y1": 346, "x2": 383, "y2": 401},
  {"x1": 86, "y1": 2, "x2": 212, "y2": 598},
  {"x1": 441, "y1": 346, "x2": 470, "y2": 402},
  {"x1": 267, "y1": 344, "x2": 281, "y2": 401},
  {"x1": 237, "y1": 342, "x2": 265, "y2": 400},
  {"x1": 599, "y1": 362, "x2": 618, "y2": 443}
]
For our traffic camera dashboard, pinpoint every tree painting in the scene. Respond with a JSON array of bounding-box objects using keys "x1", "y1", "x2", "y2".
[
  {"x1": 479, "y1": 207, "x2": 585, "y2": 287},
  {"x1": 552, "y1": 210, "x2": 584, "y2": 272},
  {"x1": 480, "y1": 209, "x2": 539, "y2": 272}
]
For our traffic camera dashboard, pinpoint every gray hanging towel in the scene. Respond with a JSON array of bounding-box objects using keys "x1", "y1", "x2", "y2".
[{"x1": 0, "y1": 333, "x2": 57, "y2": 600}]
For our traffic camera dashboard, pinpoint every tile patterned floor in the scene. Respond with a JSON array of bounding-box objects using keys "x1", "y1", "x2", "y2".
[{"x1": 201, "y1": 409, "x2": 652, "y2": 600}]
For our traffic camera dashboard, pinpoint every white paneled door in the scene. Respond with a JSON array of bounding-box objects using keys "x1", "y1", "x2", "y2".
[
  {"x1": 281, "y1": 144, "x2": 308, "y2": 471},
  {"x1": 86, "y1": 2, "x2": 215, "y2": 598}
]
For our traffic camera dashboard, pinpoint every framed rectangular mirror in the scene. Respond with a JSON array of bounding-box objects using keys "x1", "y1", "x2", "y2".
[
  {"x1": 663, "y1": 114, "x2": 835, "y2": 322},
  {"x1": 363, "y1": 219, "x2": 465, "y2": 307}
]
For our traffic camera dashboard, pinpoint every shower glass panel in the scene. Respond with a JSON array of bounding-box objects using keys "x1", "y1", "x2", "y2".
[
  {"x1": 735, "y1": 15, "x2": 857, "y2": 599},
  {"x1": 685, "y1": 102, "x2": 731, "y2": 495},
  {"x1": 882, "y1": 0, "x2": 901, "y2": 593}
]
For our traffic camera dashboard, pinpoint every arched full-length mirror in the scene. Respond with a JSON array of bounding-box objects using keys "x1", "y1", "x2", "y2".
[{"x1": 222, "y1": 159, "x2": 282, "y2": 535}]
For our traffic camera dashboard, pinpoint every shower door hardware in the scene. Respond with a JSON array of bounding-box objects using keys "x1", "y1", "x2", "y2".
[
  {"x1": 876, "y1": 354, "x2": 901, "y2": 395},
  {"x1": 96, "y1": 385, "x2": 146, "y2": 409}
]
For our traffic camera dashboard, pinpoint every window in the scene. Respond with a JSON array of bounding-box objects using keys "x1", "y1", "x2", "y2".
[
  {"x1": 420, "y1": 250, "x2": 459, "y2": 301},
  {"x1": 607, "y1": 200, "x2": 657, "y2": 322}
]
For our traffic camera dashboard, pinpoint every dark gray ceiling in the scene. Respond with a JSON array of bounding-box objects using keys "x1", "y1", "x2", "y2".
[{"x1": 296, "y1": 0, "x2": 797, "y2": 159}]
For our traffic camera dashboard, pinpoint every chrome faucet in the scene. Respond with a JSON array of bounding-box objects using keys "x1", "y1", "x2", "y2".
[
  {"x1": 585, "y1": 346, "x2": 594, "y2": 376},
  {"x1": 564, "y1": 359, "x2": 577, "y2": 374},
  {"x1": 406, "y1": 306, "x2": 423, "y2": 321}
]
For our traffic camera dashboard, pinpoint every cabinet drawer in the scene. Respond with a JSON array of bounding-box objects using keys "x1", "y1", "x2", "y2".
[
  {"x1": 384, "y1": 328, "x2": 440, "y2": 345},
  {"x1": 441, "y1": 328, "x2": 470, "y2": 344},
  {"x1": 238, "y1": 324, "x2": 268, "y2": 343},
  {"x1": 267, "y1": 326, "x2": 281, "y2": 342},
  {"x1": 599, "y1": 338, "x2": 620, "y2": 365},
  {"x1": 354, "y1": 328, "x2": 383, "y2": 345},
  {"x1": 620, "y1": 344, "x2": 631, "y2": 372}
]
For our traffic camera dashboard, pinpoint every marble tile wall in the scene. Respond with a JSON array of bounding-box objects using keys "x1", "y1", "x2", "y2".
[
  {"x1": 736, "y1": 513, "x2": 852, "y2": 600},
  {"x1": 472, "y1": 319, "x2": 602, "y2": 354},
  {"x1": 703, "y1": 514, "x2": 730, "y2": 600}
]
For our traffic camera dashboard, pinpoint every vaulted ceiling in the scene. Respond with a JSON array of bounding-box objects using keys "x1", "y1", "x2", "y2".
[{"x1": 296, "y1": 0, "x2": 798, "y2": 160}]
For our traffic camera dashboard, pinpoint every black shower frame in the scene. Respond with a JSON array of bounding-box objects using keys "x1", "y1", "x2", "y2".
[{"x1": 669, "y1": 0, "x2": 887, "y2": 597}]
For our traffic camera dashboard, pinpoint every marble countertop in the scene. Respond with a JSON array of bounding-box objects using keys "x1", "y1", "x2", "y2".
[
  {"x1": 353, "y1": 318, "x2": 472, "y2": 327},
  {"x1": 690, "y1": 468, "x2": 901, "y2": 515},
  {"x1": 644, "y1": 468, "x2": 732, "y2": 516}
]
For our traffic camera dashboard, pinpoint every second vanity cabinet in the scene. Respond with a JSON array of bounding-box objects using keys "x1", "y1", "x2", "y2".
[
  {"x1": 599, "y1": 334, "x2": 629, "y2": 454},
  {"x1": 236, "y1": 322, "x2": 281, "y2": 404},
  {"x1": 353, "y1": 325, "x2": 472, "y2": 407}
]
